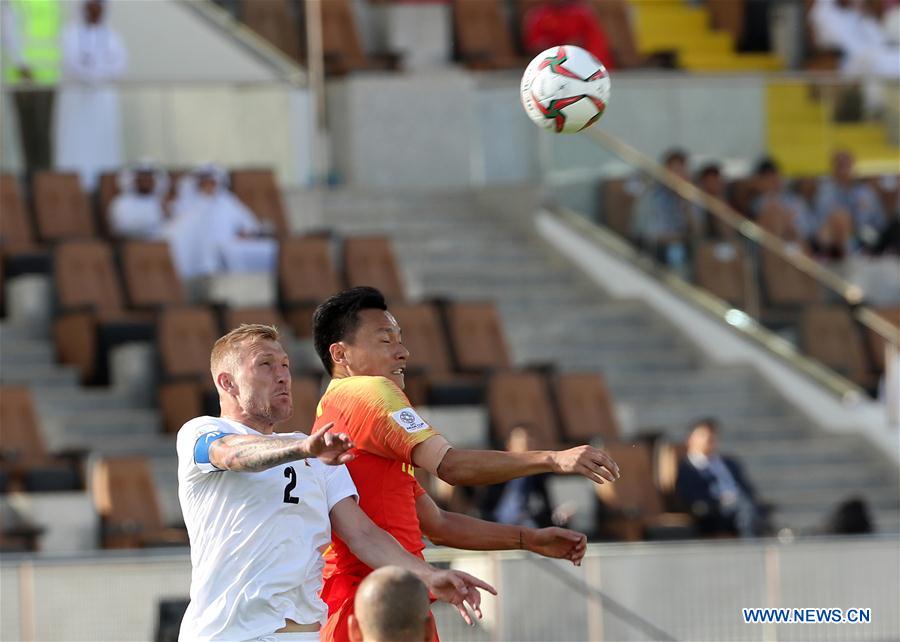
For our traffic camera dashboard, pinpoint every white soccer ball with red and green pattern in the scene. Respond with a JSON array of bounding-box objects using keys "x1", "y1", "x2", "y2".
[{"x1": 520, "y1": 45, "x2": 611, "y2": 134}]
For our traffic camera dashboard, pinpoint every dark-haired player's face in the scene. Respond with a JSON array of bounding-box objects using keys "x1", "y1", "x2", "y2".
[{"x1": 340, "y1": 309, "x2": 408, "y2": 388}]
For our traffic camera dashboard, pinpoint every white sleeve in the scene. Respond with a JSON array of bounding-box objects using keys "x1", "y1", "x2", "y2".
[
  {"x1": 176, "y1": 421, "x2": 239, "y2": 475},
  {"x1": 324, "y1": 465, "x2": 358, "y2": 511}
]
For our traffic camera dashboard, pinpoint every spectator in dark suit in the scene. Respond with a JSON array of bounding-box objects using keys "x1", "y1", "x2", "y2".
[
  {"x1": 676, "y1": 418, "x2": 766, "y2": 538},
  {"x1": 480, "y1": 425, "x2": 555, "y2": 529}
]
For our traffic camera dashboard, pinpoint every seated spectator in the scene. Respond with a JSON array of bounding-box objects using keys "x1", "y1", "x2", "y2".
[
  {"x1": 751, "y1": 158, "x2": 817, "y2": 249},
  {"x1": 522, "y1": 0, "x2": 616, "y2": 70},
  {"x1": 631, "y1": 149, "x2": 701, "y2": 270},
  {"x1": 349, "y1": 566, "x2": 433, "y2": 642},
  {"x1": 693, "y1": 162, "x2": 727, "y2": 238},
  {"x1": 108, "y1": 161, "x2": 170, "y2": 239},
  {"x1": 823, "y1": 496, "x2": 874, "y2": 534},
  {"x1": 479, "y1": 425, "x2": 556, "y2": 529},
  {"x1": 809, "y1": 0, "x2": 900, "y2": 78},
  {"x1": 815, "y1": 150, "x2": 888, "y2": 254},
  {"x1": 166, "y1": 164, "x2": 277, "y2": 279},
  {"x1": 675, "y1": 418, "x2": 767, "y2": 538}
]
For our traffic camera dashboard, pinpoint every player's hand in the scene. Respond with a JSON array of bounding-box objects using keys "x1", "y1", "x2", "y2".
[
  {"x1": 425, "y1": 569, "x2": 497, "y2": 626},
  {"x1": 300, "y1": 423, "x2": 355, "y2": 466},
  {"x1": 525, "y1": 527, "x2": 587, "y2": 567},
  {"x1": 550, "y1": 445, "x2": 619, "y2": 484}
]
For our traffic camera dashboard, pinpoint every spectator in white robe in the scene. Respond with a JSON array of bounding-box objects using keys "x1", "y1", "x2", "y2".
[
  {"x1": 53, "y1": 0, "x2": 127, "y2": 191},
  {"x1": 810, "y1": 0, "x2": 900, "y2": 78},
  {"x1": 108, "y1": 161, "x2": 170, "y2": 240},
  {"x1": 167, "y1": 164, "x2": 277, "y2": 280}
]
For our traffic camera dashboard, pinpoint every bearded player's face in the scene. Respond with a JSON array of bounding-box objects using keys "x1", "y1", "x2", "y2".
[
  {"x1": 235, "y1": 339, "x2": 293, "y2": 423},
  {"x1": 341, "y1": 309, "x2": 409, "y2": 389}
]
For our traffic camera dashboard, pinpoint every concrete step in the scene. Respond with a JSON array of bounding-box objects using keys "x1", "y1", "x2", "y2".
[
  {"x1": 40, "y1": 408, "x2": 162, "y2": 451},
  {"x1": 0, "y1": 363, "x2": 81, "y2": 387},
  {"x1": 0, "y1": 339, "x2": 56, "y2": 367},
  {"x1": 32, "y1": 387, "x2": 139, "y2": 415}
]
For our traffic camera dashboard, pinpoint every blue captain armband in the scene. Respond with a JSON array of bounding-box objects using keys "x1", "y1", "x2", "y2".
[{"x1": 194, "y1": 431, "x2": 229, "y2": 472}]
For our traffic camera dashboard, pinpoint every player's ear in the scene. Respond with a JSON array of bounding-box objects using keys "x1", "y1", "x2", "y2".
[
  {"x1": 347, "y1": 614, "x2": 362, "y2": 642},
  {"x1": 329, "y1": 342, "x2": 347, "y2": 367},
  {"x1": 216, "y1": 372, "x2": 234, "y2": 394}
]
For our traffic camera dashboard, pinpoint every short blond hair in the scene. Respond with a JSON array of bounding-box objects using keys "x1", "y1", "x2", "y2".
[{"x1": 210, "y1": 324, "x2": 281, "y2": 378}]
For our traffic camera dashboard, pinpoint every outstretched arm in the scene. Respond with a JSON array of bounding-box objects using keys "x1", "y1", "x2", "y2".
[
  {"x1": 415, "y1": 493, "x2": 587, "y2": 567},
  {"x1": 330, "y1": 498, "x2": 496, "y2": 624},
  {"x1": 208, "y1": 423, "x2": 353, "y2": 472},
  {"x1": 421, "y1": 443, "x2": 619, "y2": 487}
]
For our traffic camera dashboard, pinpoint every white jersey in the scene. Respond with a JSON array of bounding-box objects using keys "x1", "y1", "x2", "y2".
[{"x1": 176, "y1": 416, "x2": 357, "y2": 642}]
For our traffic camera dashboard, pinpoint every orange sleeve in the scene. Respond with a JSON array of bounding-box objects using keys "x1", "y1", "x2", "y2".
[{"x1": 321, "y1": 377, "x2": 438, "y2": 465}]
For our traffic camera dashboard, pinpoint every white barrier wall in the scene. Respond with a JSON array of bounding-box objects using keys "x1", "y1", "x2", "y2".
[{"x1": 2, "y1": 538, "x2": 897, "y2": 642}]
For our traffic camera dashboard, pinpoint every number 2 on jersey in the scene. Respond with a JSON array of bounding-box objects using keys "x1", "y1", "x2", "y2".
[{"x1": 283, "y1": 466, "x2": 299, "y2": 504}]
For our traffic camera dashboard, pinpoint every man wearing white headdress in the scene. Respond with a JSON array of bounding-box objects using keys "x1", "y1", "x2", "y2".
[
  {"x1": 166, "y1": 164, "x2": 278, "y2": 280},
  {"x1": 53, "y1": 0, "x2": 127, "y2": 191},
  {"x1": 108, "y1": 161, "x2": 170, "y2": 239}
]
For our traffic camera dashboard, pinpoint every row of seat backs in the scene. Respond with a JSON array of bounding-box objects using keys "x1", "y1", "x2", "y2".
[{"x1": 0, "y1": 169, "x2": 290, "y2": 250}]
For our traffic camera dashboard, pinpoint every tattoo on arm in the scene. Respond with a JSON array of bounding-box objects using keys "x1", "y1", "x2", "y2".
[{"x1": 212, "y1": 435, "x2": 307, "y2": 473}]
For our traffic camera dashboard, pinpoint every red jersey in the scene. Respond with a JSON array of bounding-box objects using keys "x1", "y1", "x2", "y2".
[
  {"x1": 523, "y1": 1, "x2": 616, "y2": 70},
  {"x1": 314, "y1": 376, "x2": 440, "y2": 641}
]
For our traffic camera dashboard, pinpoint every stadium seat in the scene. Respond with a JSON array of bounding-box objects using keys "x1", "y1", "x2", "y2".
[
  {"x1": 343, "y1": 236, "x2": 406, "y2": 303},
  {"x1": 595, "y1": 443, "x2": 693, "y2": 541},
  {"x1": 760, "y1": 248, "x2": 820, "y2": 308},
  {"x1": 280, "y1": 375, "x2": 322, "y2": 432},
  {"x1": 694, "y1": 241, "x2": 748, "y2": 308},
  {"x1": 157, "y1": 306, "x2": 220, "y2": 433},
  {"x1": 802, "y1": 305, "x2": 877, "y2": 390},
  {"x1": 599, "y1": 178, "x2": 635, "y2": 240},
  {"x1": 222, "y1": 306, "x2": 288, "y2": 334},
  {"x1": 318, "y1": 0, "x2": 400, "y2": 75},
  {"x1": 53, "y1": 240, "x2": 154, "y2": 382},
  {"x1": 240, "y1": 0, "x2": 302, "y2": 63},
  {"x1": 454, "y1": 0, "x2": 523, "y2": 70},
  {"x1": 230, "y1": 169, "x2": 291, "y2": 238},
  {"x1": 120, "y1": 241, "x2": 186, "y2": 310},
  {"x1": 0, "y1": 386, "x2": 81, "y2": 493},
  {"x1": 279, "y1": 235, "x2": 343, "y2": 337},
  {"x1": 0, "y1": 504, "x2": 44, "y2": 552},
  {"x1": 445, "y1": 301, "x2": 512, "y2": 373},
  {"x1": 552, "y1": 373, "x2": 620, "y2": 445},
  {"x1": 390, "y1": 302, "x2": 484, "y2": 405},
  {"x1": 0, "y1": 173, "x2": 38, "y2": 254},
  {"x1": 92, "y1": 456, "x2": 188, "y2": 548},
  {"x1": 487, "y1": 371, "x2": 560, "y2": 450},
  {"x1": 653, "y1": 439, "x2": 688, "y2": 512},
  {"x1": 96, "y1": 171, "x2": 119, "y2": 227},
  {"x1": 33, "y1": 172, "x2": 96, "y2": 241}
]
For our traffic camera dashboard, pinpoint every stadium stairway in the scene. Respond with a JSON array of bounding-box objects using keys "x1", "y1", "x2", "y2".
[
  {"x1": 314, "y1": 185, "x2": 900, "y2": 535},
  {"x1": 626, "y1": 0, "x2": 782, "y2": 72},
  {"x1": 767, "y1": 81, "x2": 900, "y2": 177}
]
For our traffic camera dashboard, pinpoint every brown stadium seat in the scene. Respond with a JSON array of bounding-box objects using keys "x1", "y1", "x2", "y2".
[
  {"x1": 92, "y1": 457, "x2": 188, "y2": 549},
  {"x1": 279, "y1": 235, "x2": 343, "y2": 337},
  {"x1": 802, "y1": 305, "x2": 877, "y2": 390},
  {"x1": 343, "y1": 236, "x2": 406, "y2": 302},
  {"x1": 445, "y1": 301, "x2": 512, "y2": 373},
  {"x1": 553, "y1": 373, "x2": 620, "y2": 445},
  {"x1": 241, "y1": 0, "x2": 302, "y2": 63},
  {"x1": 223, "y1": 306, "x2": 287, "y2": 334},
  {"x1": 279, "y1": 376, "x2": 322, "y2": 432},
  {"x1": 157, "y1": 306, "x2": 220, "y2": 432},
  {"x1": 488, "y1": 371, "x2": 560, "y2": 450},
  {"x1": 694, "y1": 241, "x2": 747, "y2": 308},
  {"x1": 391, "y1": 302, "x2": 484, "y2": 405},
  {"x1": 760, "y1": 248, "x2": 820, "y2": 308},
  {"x1": 599, "y1": 178, "x2": 635, "y2": 240},
  {"x1": 595, "y1": 443, "x2": 692, "y2": 541},
  {"x1": 120, "y1": 241, "x2": 185, "y2": 309},
  {"x1": 454, "y1": 0, "x2": 522, "y2": 70},
  {"x1": 0, "y1": 173, "x2": 38, "y2": 254},
  {"x1": 53, "y1": 240, "x2": 155, "y2": 383},
  {"x1": 319, "y1": 0, "x2": 400, "y2": 75},
  {"x1": 97, "y1": 171, "x2": 119, "y2": 226},
  {"x1": 654, "y1": 440, "x2": 688, "y2": 512},
  {"x1": 0, "y1": 387, "x2": 82, "y2": 493},
  {"x1": 159, "y1": 306, "x2": 220, "y2": 380},
  {"x1": 867, "y1": 307, "x2": 900, "y2": 373},
  {"x1": 230, "y1": 169, "x2": 291, "y2": 238},
  {"x1": 33, "y1": 172, "x2": 96, "y2": 241}
]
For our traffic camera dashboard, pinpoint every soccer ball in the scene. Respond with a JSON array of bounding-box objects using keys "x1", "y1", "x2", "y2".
[{"x1": 520, "y1": 45, "x2": 611, "y2": 134}]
